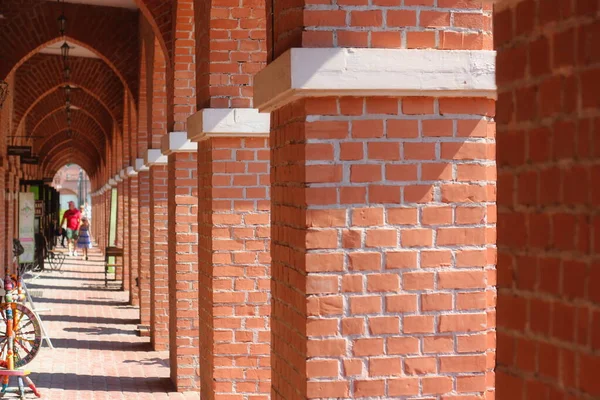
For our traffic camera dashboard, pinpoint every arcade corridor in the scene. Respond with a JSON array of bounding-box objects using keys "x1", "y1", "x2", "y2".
[
  {"x1": 26, "y1": 249, "x2": 199, "y2": 399},
  {"x1": 0, "y1": 0, "x2": 599, "y2": 399}
]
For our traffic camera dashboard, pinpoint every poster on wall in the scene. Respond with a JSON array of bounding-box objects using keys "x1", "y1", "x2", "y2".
[{"x1": 19, "y1": 192, "x2": 35, "y2": 263}]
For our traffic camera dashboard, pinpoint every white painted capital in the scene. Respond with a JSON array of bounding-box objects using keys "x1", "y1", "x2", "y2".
[
  {"x1": 144, "y1": 149, "x2": 167, "y2": 166},
  {"x1": 187, "y1": 108, "x2": 270, "y2": 142},
  {"x1": 126, "y1": 166, "x2": 137, "y2": 177},
  {"x1": 254, "y1": 48, "x2": 497, "y2": 112},
  {"x1": 108, "y1": 179, "x2": 117, "y2": 187},
  {"x1": 161, "y1": 131, "x2": 197, "y2": 155},
  {"x1": 114, "y1": 174, "x2": 123, "y2": 183},
  {"x1": 119, "y1": 169, "x2": 127, "y2": 180},
  {"x1": 135, "y1": 158, "x2": 149, "y2": 172}
]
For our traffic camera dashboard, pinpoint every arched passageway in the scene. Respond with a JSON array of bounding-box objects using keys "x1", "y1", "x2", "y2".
[{"x1": 0, "y1": 0, "x2": 598, "y2": 398}]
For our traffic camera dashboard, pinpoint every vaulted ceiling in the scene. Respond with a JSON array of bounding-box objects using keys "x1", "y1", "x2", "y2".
[{"x1": 0, "y1": 0, "x2": 173, "y2": 179}]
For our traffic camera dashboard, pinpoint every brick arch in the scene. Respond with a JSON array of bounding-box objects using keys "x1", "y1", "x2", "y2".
[
  {"x1": 0, "y1": 2, "x2": 139, "y2": 100},
  {"x1": 33, "y1": 109, "x2": 106, "y2": 157},
  {"x1": 40, "y1": 130, "x2": 103, "y2": 168},
  {"x1": 26, "y1": 90, "x2": 113, "y2": 145},
  {"x1": 18, "y1": 84, "x2": 116, "y2": 143},
  {"x1": 135, "y1": 0, "x2": 172, "y2": 64},
  {"x1": 42, "y1": 143, "x2": 99, "y2": 178},
  {"x1": 14, "y1": 54, "x2": 124, "y2": 134}
]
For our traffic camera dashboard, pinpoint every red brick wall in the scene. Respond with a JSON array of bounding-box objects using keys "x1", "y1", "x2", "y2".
[
  {"x1": 197, "y1": 138, "x2": 215, "y2": 400},
  {"x1": 197, "y1": 136, "x2": 271, "y2": 400},
  {"x1": 150, "y1": 164, "x2": 169, "y2": 351},
  {"x1": 270, "y1": 96, "x2": 497, "y2": 399},
  {"x1": 167, "y1": 151, "x2": 200, "y2": 390},
  {"x1": 269, "y1": 0, "x2": 493, "y2": 60},
  {"x1": 194, "y1": 0, "x2": 266, "y2": 108},
  {"x1": 171, "y1": 0, "x2": 196, "y2": 132},
  {"x1": 495, "y1": 1, "x2": 600, "y2": 398}
]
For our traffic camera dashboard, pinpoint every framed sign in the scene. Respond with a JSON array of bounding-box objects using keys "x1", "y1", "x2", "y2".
[
  {"x1": 34, "y1": 200, "x2": 44, "y2": 217},
  {"x1": 20, "y1": 156, "x2": 39, "y2": 165},
  {"x1": 19, "y1": 193, "x2": 35, "y2": 263},
  {"x1": 8, "y1": 146, "x2": 32, "y2": 157}
]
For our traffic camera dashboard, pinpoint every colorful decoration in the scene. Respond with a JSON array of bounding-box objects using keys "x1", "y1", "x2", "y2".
[{"x1": 0, "y1": 265, "x2": 42, "y2": 398}]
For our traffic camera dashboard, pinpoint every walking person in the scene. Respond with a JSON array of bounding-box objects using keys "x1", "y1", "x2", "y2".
[
  {"x1": 60, "y1": 201, "x2": 82, "y2": 257},
  {"x1": 77, "y1": 217, "x2": 92, "y2": 261}
]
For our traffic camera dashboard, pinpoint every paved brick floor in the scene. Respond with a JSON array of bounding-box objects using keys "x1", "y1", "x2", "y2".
[{"x1": 16, "y1": 248, "x2": 200, "y2": 400}]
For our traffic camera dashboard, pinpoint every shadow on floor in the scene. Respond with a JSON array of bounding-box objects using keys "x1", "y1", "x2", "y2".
[
  {"x1": 48, "y1": 338, "x2": 152, "y2": 351},
  {"x1": 63, "y1": 326, "x2": 136, "y2": 336},
  {"x1": 31, "y1": 297, "x2": 126, "y2": 306},
  {"x1": 40, "y1": 314, "x2": 139, "y2": 325},
  {"x1": 33, "y1": 275, "x2": 106, "y2": 282},
  {"x1": 31, "y1": 373, "x2": 174, "y2": 393}
]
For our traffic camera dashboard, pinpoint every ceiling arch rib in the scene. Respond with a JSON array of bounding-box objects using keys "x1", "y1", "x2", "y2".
[
  {"x1": 0, "y1": 2, "x2": 139, "y2": 101},
  {"x1": 38, "y1": 129, "x2": 104, "y2": 167},
  {"x1": 33, "y1": 110, "x2": 106, "y2": 157},
  {"x1": 40, "y1": 131, "x2": 103, "y2": 169},
  {"x1": 42, "y1": 141, "x2": 100, "y2": 178},
  {"x1": 24, "y1": 87, "x2": 114, "y2": 142},
  {"x1": 31, "y1": 106, "x2": 109, "y2": 150},
  {"x1": 14, "y1": 54, "x2": 124, "y2": 134},
  {"x1": 45, "y1": 153, "x2": 96, "y2": 180}
]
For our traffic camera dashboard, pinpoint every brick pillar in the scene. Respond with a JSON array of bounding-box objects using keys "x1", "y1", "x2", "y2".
[
  {"x1": 128, "y1": 168, "x2": 140, "y2": 307},
  {"x1": 163, "y1": 132, "x2": 200, "y2": 391},
  {"x1": 255, "y1": 40, "x2": 496, "y2": 400},
  {"x1": 188, "y1": 109, "x2": 271, "y2": 400},
  {"x1": 116, "y1": 177, "x2": 126, "y2": 285},
  {"x1": 137, "y1": 163, "x2": 152, "y2": 331},
  {"x1": 122, "y1": 172, "x2": 131, "y2": 293},
  {"x1": 146, "y1": 149, "x2": 169, "y2": 351}
]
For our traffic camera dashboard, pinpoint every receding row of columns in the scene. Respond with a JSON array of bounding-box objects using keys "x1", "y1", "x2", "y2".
[{"x1": 90, "y1": 48, "x2": 498, "y2": 398}]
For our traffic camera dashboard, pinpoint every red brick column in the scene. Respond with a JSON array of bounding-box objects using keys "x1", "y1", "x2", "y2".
[
  {"x1": 121, "y1": 172, "x2": 131, "y2": 293},
  {"x1": 116, "y1": 177, "x2": 126, "y2": 285},
  {"x1": 127, "y1": 168, "x2": 140, "y2": 307},
  {"x1": 136, "y1": 162, "x2": 152, "y2": 331},
  {"x1": 188, "y1": 109, "x2": 271, "y2": 400},
  {"x1": 163, "y1": 132, "x2": 200, "y2": 391},
  {"x1": 256, "y1": 39, "x2": 496, "y2": 400},
  {"x1": 146, "y1": 150, "x2": 169, "y2": 351}
]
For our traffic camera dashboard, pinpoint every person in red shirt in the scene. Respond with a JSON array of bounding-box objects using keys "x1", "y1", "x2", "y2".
[{"x1": 60, "y1": 201, "x2": 82, "y2": 257}]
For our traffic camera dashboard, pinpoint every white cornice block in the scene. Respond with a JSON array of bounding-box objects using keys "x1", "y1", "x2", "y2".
[
  {"x1": 161, "y1": 131, "x2": 197, "y2": 155},
  {"x1": 135, "y1": 158, "x2": 148, "y2": 172},
  {"x1": 145, "y1": 149, "x2": 167, "y2": 166},
  {"x1": 108, "y1": 179, "x2": 117, "y2": 187},
  {"x1": 254, "y1": 48, "x2": 497, "y2": 112},
  {"x1": 119, "y1": 169, "x2": 127, "y2": 180},
  {"x1": 187, "y1": 108, "x2": 270, "y2": 142},
  {"x1": 127, "y1": 166, "x2": 137, "y2": 177},
  {"x1": 114, "y1": 174, "x2": 123, "y2": 183}
]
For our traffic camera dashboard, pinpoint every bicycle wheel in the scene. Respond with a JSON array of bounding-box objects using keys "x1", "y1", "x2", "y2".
[{"x1": 0, "y1": 303, "x2": 43, "y2": 368}]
